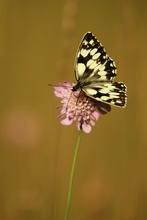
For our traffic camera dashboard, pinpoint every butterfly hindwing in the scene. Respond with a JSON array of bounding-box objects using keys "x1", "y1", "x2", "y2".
[{"x1": 83, "y1": 82, "x2": 127, "y2": 107}]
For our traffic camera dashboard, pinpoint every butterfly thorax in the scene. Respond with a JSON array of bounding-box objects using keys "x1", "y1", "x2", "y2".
[{"x1": 72, "y1": 80, "x2": 89, "y2": 92}]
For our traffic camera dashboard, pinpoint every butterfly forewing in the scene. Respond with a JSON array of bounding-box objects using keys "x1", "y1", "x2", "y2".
[
  {"x1": 75, "y1": 32, "x2": 117, "y2": 83},
  {"x1": 73, "y1": 32, "x2": 127, "y2": 109}
]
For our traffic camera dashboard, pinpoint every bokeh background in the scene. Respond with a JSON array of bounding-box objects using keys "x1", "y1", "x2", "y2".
[{"x1": 0, "y1": 0, "x2": 147, "y2": 220}]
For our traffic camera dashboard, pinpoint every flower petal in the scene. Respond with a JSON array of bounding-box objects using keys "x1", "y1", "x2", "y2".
[
  {"x1": 92, "y1": 111, "x2": 100, "y2": 120},
  {"x1": 82, "y1": 122, "x2": 92, "y2": 133},
  {"x1": 54, "y1": 90, "x2": 63, "y2": 98},
  {"x1": 76, "y1": 121, "x2": 81, "y2": 131},
  {"x1": 90, "y1": 120, "x2": 95, "y2": 126},
  {"x1": 63, "y1": 81, "x2": 72, "y2": 87},
  {"x1": 61, "y1": 117, "x2": 73, "y2": 125}
]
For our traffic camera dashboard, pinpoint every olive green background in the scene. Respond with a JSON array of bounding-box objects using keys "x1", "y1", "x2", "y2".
[{"x1": 0, "y1": 0, "x2": 147, "y2": 220}]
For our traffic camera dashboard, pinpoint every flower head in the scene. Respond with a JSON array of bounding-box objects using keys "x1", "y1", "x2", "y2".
[{"x1": 53, "y1": 82, "x2": 100, "y2": 133}]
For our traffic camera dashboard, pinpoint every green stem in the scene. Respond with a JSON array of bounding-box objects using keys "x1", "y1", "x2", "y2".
[{"x1": 64, "y1": 129, "x2": 83, "y2": 220}]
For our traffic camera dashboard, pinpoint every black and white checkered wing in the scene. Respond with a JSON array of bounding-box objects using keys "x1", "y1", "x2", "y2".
[
  {"x1": 73, "y1": 32, "x2": 127, "y2": 108},
  {"x1": 83, "y1": 82, "x2": 127, "y2": 107},
  {"x1": 74, "y1": 32, "x2": 117, "y2": 84}
]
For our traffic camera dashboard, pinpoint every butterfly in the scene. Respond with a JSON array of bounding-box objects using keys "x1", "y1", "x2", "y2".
[{"x1": 72, "y1": 32, "x2": 127, "y2": 114}]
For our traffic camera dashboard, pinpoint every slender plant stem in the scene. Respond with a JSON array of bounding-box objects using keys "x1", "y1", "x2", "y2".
[{"x1": 64, "y1": 129, "x2": 83, "y2": 220}]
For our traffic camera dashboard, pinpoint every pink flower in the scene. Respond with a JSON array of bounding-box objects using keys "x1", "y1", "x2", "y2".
[{"x1": 53, "y1": 82, "x2": 100, "y2": 133}]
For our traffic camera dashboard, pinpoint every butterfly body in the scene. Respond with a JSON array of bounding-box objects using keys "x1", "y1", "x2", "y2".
[{"x1": 73, "y1": 32, "x2": 127, "y2": 109}]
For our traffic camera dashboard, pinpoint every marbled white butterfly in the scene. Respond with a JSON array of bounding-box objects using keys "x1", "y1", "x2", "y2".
[{"x1": 72, "y1": 32, "x2": 127, "y2": 114}]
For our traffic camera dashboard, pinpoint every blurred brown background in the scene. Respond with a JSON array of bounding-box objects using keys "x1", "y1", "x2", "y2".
[{"x1": 0, "y1": 0, "x2": 147, "y2": 220}]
